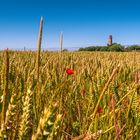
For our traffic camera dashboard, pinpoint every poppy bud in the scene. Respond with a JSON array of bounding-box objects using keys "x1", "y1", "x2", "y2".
[{"x1": 97, "y1": 107, "x2": 103, "y2": 113}]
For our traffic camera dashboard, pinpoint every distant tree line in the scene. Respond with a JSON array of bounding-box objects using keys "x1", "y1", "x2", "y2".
[{"x1": 78, "y1": 43, "x2": 140, "y2": 52}]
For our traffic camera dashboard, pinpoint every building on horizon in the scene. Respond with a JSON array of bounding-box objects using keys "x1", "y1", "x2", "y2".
[{"x1": 107, "y1": 35, "x2": 113, "y2": 46}]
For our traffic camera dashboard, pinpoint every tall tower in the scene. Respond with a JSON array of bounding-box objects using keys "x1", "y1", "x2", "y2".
[{"x1": 108, "y1": 35, "x2": 113, "y2": 46}]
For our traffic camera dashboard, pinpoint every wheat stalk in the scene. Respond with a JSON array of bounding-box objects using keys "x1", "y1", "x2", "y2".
[
  {"x1": 88, "y1": 64, "x2": 120, "y2": 132},
  {"x1": 32, "y1": 103, "x2": 62, "y2": 140},
  {"x1": 0, "y1": 49, "x2": 9, "y2": 138},
  {"x1": 19, "y1": 87, "x2": 33, "y2": 139}
]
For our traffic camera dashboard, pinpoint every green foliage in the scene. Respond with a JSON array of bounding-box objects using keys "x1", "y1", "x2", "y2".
[
  {"x1": 79, "y1": 46, "x2": 108, "y2": 51},
  {"x1": 125, "y1": 45, "x2": 140, "y2": 51},
  {"x1": 100, "y1": 46, "x2": 109, "y2": 51},
  {"x1": 108, "y1": 43, "x2": 124, "y2": 52},
  {"x1": 72, "y1": 121, "x2": 80, "y2": 135},
  {"x1": 78, "y1": 44, "x2": 140, "y2": 52}
]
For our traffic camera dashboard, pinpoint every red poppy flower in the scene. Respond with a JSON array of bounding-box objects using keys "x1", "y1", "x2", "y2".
[
  {"x1": 97, "y1": 107, "x2": 103, "y2": 113},
  {"x1": 66, "y1": 69, "x2": 74, "y2": 75}
]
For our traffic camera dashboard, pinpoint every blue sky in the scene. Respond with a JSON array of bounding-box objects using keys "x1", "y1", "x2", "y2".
[{"x1": 0, "y1": 0, "x2": 140, "y2": 50}]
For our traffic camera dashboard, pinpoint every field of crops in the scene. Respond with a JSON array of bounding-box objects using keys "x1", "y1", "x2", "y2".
[{"x1": 0, "y1": 51, "x2": 140, "y2": 139}]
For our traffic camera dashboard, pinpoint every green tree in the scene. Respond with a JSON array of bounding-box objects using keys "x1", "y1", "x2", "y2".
[
  {"x1": 108, "y1": 43, "x2": 124, "y2": 52},
  {"x1": 125, "y1": 45, "x2": 140, "y2": 51}
]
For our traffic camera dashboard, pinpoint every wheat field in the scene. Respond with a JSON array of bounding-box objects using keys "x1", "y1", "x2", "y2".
[{"x1": 0, "y1": 50, "x2": 140, "y2": 139}]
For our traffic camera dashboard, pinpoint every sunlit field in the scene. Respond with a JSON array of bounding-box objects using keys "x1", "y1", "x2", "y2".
[{"x1": 0, "y1": 51, "x2": 140, "y2": 139}]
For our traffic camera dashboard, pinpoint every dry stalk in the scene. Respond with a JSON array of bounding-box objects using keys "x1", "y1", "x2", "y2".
[
  {"x1": 134, "y1": 69, "x2": 140, "y2": 94},
  {"x1": 37, "y1": 16, "x2": 43, "y2": 81},
  {"x1": 1, "y1": 49, "x2": 9, "y2": 136},
  {"x1": 35, "y1": 16, "x2": 43, "y2": 126},
  {"x1": 60, "y1": 32, "x2": 63, "y2": 52},
  {"x1": 112, "y1": 95, "x2": 120, "y2": 140}
]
